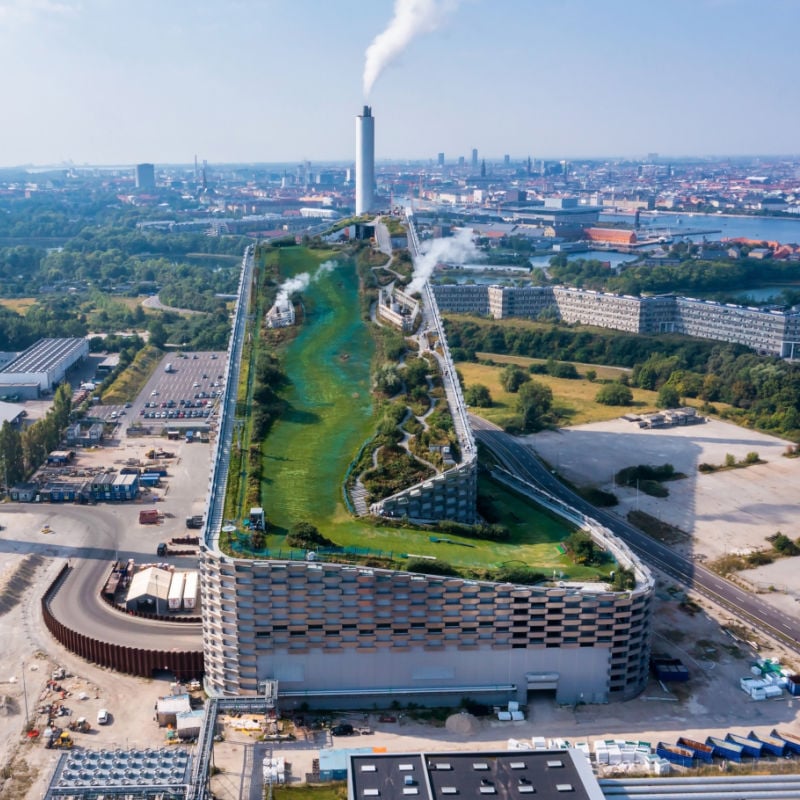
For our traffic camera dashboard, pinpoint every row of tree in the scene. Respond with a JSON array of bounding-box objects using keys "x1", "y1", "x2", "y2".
[
  {"x1": 446, "y1": 317, "x2": 800, "y2": 440},
  {"x1": 0, "y1": 384, "x2": 72, "y2": 489},
  {"x1": 546, "y1": 255, "x2": 800, "y2": 299}
]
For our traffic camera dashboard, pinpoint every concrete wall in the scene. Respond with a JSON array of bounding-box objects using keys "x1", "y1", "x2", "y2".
[{"x1": 260, "y1": 642, "x2": 611, "y2": 707}]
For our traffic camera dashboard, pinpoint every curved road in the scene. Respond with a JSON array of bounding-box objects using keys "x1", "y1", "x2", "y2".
[
  {"x1": 470, "y1": 415, "x2": 800, "y2": 655},
  {"x1": 0, "y1": 504, "x2": 202, "y2": 650}
]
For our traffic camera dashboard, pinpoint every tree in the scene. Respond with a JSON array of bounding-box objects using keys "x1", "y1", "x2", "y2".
[
  {"x1": 517, "y1": 380, "x2": 553, "y2": 432},
  {"x1": 657, "y1": 385, "x2": 681, "y2": 409},
  {"x1": 465, "y1": 383, "x2": 492, "y2": 408},
  {"x1": 585, "y1": 369, "x2": 597, "y2": 382},
  {"x1": 148, "y1": 318, "x2": 167, "y2": 348},
  {"x1": 500, "y1": 364, "x2": 530, "y2": 393},
  {"x1": 564, "y1": 530, "x2": 602, "y2": 565},
  {"x1": 287, "y1": 522, "x2": 334, "y2": 549},
  {"x1": 0, "y1": 422, "x2": 24, "y2": 487},
  {"x1": 595, "y1": 382, "x2": 633, "y2": 406}
]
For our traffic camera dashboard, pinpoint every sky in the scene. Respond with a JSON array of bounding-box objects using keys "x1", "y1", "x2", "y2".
[{"x1": 0, "y1": 0, "x2": 798, "y2": 167}]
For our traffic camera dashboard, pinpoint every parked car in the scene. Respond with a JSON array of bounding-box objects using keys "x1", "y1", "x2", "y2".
[
  {"x1": 331, "y1": 723, "x2": 354, "y2": 737},
  {"x1": 97, "y1": 709, "x2": 110, "y2": 725}
]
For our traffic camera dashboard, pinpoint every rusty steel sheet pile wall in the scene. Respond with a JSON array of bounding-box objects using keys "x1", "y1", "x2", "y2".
[{"x1": 42, "y1": 564, "x2": 204, "y2": 679}]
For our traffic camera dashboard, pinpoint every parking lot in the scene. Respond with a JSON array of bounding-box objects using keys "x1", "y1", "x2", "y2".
[{"x1": 124, "y1": 351, "x2": 226, "y2": 433}]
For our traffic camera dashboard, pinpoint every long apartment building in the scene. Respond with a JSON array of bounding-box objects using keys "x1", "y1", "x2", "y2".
[{"x1": 433, "y1": 284, "x2": 800, "y2": 357}]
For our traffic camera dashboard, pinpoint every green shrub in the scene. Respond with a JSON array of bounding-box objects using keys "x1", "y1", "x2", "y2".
[
  {"x1": 595, "y1": 382, "x2": 633, "y2": 406},
  {"x1": 286, "y1": 522, "x2": 335, "y2": 549},
  {"x1": 495, "y1": 566, "x2": 546, "y2": 585},
  {"x1": 405, "y1": 558, "x2": 460, "y2": 576}
]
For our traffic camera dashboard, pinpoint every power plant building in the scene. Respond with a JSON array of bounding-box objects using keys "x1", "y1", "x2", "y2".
[
  {"x1": 199, "y1": 252, "x2": 654, "y2": 710},
  {"x1": 355, "y1": 106, "x2": 375, "y2": 215},
  {"x1": 200, "y1": 555, "x2": 653, "y2": 707}
]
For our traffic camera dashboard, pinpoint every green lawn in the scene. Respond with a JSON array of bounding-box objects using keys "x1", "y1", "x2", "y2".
[
  {"x1": 239, "y1": 472, "x2": 594, "y2": 579},
  {"x1": 260, "y1": 249, "x2": 375, "y2": 532}
]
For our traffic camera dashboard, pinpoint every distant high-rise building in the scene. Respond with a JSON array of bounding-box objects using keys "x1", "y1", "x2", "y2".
[
  {"x1": 437, "y1": 152, "x2": 445, "y2": 167},
  {"x1": 504, "y1": 154, "x2": 510, "y2": 166},
  {"x1": 471, "y1": 148, "x2": 478, "y2": 170},
  {"x1": 480, "y1": 159, "x2": 486, "y2": 178},
  {"x1": 135, "y1": 163, "x2": 155, "y2": 190},
  {"x1": 458, "y1": 156, "x2": 465, "y2": 168},
  {"x1": 355, "y1": 106, "x2": 375, "y2": 215}
]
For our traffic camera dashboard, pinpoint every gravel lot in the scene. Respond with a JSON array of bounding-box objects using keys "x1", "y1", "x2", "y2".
[
  {"x1": 0, "y1": 429, "x2": 211, "y2": 800},
  {"x1": 524, "y1": 416, "x2": 799, "y2": 563}
]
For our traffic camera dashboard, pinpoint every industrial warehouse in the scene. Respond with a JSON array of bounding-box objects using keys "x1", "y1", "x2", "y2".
[{"x1": 0, "y1": 337, "x2": 89, "y2": 398}]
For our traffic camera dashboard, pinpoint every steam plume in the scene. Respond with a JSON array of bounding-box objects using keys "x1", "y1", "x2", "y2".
[
  {"x1": 408, "y1": 227, "x2": 480, "y2": 293},
  {"x1": 275, "y1": 273, "x2": 311, "y2": 307},
  {"x1": 274, "y1": 261, "x2": 338, "y2": 305},
  {"x1": 363, "y1": 0, "x2": 461, "y2": 97}
]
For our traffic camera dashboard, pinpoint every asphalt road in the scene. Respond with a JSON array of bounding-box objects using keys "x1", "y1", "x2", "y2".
[
  {"x1": 470, "y1": 415, "x2": 800, "y2": 655},
  {"x1": 0, "y1": 503, "x2": 202, "y2": 650},
  {"x1": 52, "y1": 555, "x2": 202, "y2": 649}
]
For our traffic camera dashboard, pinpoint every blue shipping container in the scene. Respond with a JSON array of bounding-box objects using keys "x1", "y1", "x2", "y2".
[
  {"x1": 656, "y1": 743, "x2": 694, "y2": 768},
  {"x1": 747, "y1": 732, "x2": 786, "y2": 757},
  {"x1": 706, "y1": 736, "x2": 743, "y2": 762},
  {"x1": 726, "y1": 733, "x2": 762, "y2": 758}
]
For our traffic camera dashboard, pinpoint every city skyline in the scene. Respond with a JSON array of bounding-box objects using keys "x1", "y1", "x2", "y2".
[{"x1": 1, "y1": 0, "x2": 798, "y2": 167}]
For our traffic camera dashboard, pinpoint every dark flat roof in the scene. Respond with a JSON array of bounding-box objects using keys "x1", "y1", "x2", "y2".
[{"x1": 349, "y1": 751, "x2": 603, "y2": 800}]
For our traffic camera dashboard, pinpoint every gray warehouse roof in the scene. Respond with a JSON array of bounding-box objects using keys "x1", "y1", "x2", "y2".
[
  {"x1": 0, "y1": 400, "x2": 25, "y2": 425},
  {"x1": 0, "y1": 338, "x2": 86, "y2": 375}
]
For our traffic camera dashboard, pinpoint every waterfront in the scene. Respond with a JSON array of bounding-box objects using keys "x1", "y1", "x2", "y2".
[{"x1": 602, "y1": 211, "x2": 800, "y2": 243}]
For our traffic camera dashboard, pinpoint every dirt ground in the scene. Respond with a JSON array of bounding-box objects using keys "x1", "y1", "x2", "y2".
[
  {"x1": 0, "y1": 431, "x2": 209, "y2": 800},
  {"x1": 4, "y1": 415, "x2": 800, "y2": 800},
  {"x1": 525, "y1": 416, "x2": 800, "y2": 585}
]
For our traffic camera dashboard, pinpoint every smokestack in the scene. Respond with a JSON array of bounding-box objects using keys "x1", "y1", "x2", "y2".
[{"x1": 355, "y1": 106, "x2": 375, "y2": 215}]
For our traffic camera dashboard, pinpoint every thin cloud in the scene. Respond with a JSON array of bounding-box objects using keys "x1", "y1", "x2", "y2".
[{"x1": 0, "y1": 0, "x2": 81, "y2": 23}]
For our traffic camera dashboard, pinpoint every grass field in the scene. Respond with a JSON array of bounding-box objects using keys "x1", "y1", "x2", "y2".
[
  {"x1": 103, "y1": 296, "x2": 146, "y2": 311},
  {"x1": 274, "y1": 786, "x2": 346, "y2": 800},
  {"x1": 458, "y1": 361, "x2": 663, "y2": 427},
  {"x1": 475, "y1": 352, "x2": 630, "y2": 380},
  {"x1": 0, "y1": 297, "x2": 37, "y2": 314},
  {"x1": 260, "y1": 249, "x2": 375, "y2": 532},
  {"x1": 240, "y1": 470, "x2": 591, "y2": 578}
]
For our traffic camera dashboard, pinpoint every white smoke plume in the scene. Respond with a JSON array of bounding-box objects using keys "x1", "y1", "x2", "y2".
[
  {"x1": 275, "y1": 273, "x2": 310, "y2": 307},
  {"x1": 274, "y1": 261, "x2": 339, "y2": 305},
  {"x1": 408, "y1": 227, "x2": 481, "y2": 293},
  {"x1": 363, "y1": 0, "x2": 462, "y2": 97},
  {"x1": 315, "y1": 259, "x2": 337, "y2": 277}
]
